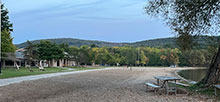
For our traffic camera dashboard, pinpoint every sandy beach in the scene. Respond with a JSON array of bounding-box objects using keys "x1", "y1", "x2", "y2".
[{"x1": 0, "y1": 67, "x2": 215, "y2": 102}]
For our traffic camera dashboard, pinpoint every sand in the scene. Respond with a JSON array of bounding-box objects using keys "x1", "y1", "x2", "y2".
[{"x1": 0, "y1": 67, "x2": 216, "y2": 102}]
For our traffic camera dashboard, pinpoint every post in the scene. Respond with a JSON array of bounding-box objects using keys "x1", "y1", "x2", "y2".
[
  {"x1": 146, "y1": 85, "x2": 148, "y2": 92},
  {"x1": 175, "y1": 80, "x2": 177, "y2": 95},
  {"x1": 165, "y1": 81, "x2": 169, "y2": 95}
]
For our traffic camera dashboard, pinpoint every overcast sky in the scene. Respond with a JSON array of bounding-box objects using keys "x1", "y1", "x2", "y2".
[{"x1": 3, "y1": 0, "x2": 173, "y2": 44}]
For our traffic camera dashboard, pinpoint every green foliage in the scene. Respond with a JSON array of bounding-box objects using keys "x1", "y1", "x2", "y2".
[
  {"x1": 59, "y1": 43, "x2": 69, "y2": 52},
  {"x1": 1, "y1": 5, "x2": 15, "y2": 54},
  {"x1": 167, "y1": 49, "x2": 180, "y2": 66},
  {"x1": 37, "y1": 41, "x2": 65, "y2": 61},
  {"x1": 26, "y1": 41, "x2": 215, "y2": 67},
  {"x1": 138, "y1": 50, "x2": 148, "y2": 66},
  {"x1": 90, "y1": 47, "x2": 99, "y2": 64},
  {"x1": 146, "y1": 0, "x2": 220, "y2": 35},
  {"x1": 68, "y1": 46, "x2": 80, "y2": 65},
  {"x1": 145, "y1": 0, "x2": 220, "y2": 53},
  {"x1": 15, "y1": 36, "x2": 219, "y2": 49},
  {"x1": 1, "y1": 4, "x2": 13, "y2": 32},
  {"x1": 119, "y1": 46, "x2": 137, "y2": 65},
  {"x1": 78, "y1": 45, "x2": 91, "y2": 65},
  {"x1": 1, "y1": 29, "x2": 16, "y2": 53},
  {"x1": 90, "y1": 44, "x2": 98, "y2": 48},
  {"x1": 96, "y1": 47, "x2": 111, "y2": 65},
  {"x1": 188, "y1": 50, "x2": 206, "y2": 67}
]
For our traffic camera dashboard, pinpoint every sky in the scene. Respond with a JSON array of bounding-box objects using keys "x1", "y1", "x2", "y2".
[{"x1": 3, "y1": 0, "x2": 173, "y2": 44}]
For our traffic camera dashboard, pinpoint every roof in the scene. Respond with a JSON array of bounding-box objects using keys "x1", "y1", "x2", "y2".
[{"x1": 15, "y1": 51, "x2": 24, "y2": 59}]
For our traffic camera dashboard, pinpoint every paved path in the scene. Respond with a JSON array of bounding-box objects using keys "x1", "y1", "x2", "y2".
[{"x1": 0, "y1": 68, "x2": 111, "y2": 87}]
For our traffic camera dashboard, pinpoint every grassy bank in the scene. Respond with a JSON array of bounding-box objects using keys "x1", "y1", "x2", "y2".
[
  {"x1": 0, "y1": 67, "x2": 71, "y2": 79},
  {"x1": 0, "y1": 66, "x2": 106, "y2": 79},
  {"x1": 172, "y1": 83, "x2": 220, "y2": 100},
  {"x1": 187, "y1": 84, "x2": 220, "y2": 99}
]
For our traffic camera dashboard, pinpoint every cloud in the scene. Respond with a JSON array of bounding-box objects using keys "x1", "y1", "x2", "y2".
[
  {"x1": 76, "y1": 16, "x2": 124, "y2": 21},
  {"x1": 3, "y1": 0, "x2": 172, "y2": 44},
  {"x1": 6, "y1": 0, "x2": 148, "y2": 21}
]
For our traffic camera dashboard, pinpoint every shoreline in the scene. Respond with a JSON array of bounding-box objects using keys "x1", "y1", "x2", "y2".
[{"x1": 174, "y1": 67, "x2": 208, "y2": 84}]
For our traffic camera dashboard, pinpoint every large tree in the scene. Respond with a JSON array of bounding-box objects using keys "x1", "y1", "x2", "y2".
[
  {"x1": 1, "y1": 4, "x2": 15, "y2": 53},
  {"x1": 37, "y1": 41, "x2": 65, "y2": 66},
  {"x1": 68, "y1": 46, "x2": 80, "y2": 66},
  {"x1": 1, "y1": 4, "x2": 15, "y2": 69},
  {"x1": 78, "y1": 45, "x2": 91, "y2": 65},
  {"x1": 24, "y1": 41, "x2": 38, "y2": 71},
  {"x1": 145, "y1": 0, "x2": 220, "y2": 85}
]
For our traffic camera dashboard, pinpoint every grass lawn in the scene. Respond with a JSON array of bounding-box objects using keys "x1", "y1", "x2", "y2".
[
  {"x1": 0, "y1": 67, "x2": 70, "y2": 79},
  {"x1": 0, "y1": 66, "x2": 106, "y2": 79}
]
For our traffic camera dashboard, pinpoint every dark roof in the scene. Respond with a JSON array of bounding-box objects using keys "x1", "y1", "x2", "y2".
[{"x1": 15, "y1": 51, "x2": 24, "y2": 59}]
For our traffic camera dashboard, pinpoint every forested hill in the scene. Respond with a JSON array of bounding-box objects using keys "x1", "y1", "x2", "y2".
[
  {"x1": 16, "y1": 36, "x2": 218, "y2": 48},
  {"x1": 15, "y1": 38, "x2": 177, "y2": 48}
]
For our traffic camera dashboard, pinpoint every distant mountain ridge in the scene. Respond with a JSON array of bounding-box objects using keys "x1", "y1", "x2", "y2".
[{"x1": 15, "y1": 36, "x2": 218, "y2": 48}]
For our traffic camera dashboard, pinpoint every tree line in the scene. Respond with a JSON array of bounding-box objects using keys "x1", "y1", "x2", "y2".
[{"x1": 26, "y1": 40, "x2": 217, "y2": 67}]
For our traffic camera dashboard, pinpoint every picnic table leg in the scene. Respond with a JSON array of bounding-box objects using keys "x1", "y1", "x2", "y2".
[
  {"x1": 157, "y1": 79, "x2": 160, "y2": 86},
  {"x1": 175, "y1": 80, "x2": 177, "y2": 95},
  {"x1": 165, "y1": 81, "x2": 169, "y2": 95},
  {"x1": 215, "y1": 88, "x2": 217, "y2": 96},
  {"x1": 161, "y1": 81, "x2": 166, "y2": 88},
  {"x1": 146, "y1": 85, "x2": 148, "y2": 92}
]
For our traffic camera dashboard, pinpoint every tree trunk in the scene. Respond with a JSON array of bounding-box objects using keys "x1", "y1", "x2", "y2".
[
  {"x1": 201, "y1": 46, "x2": 220, "y2": 85},
  {"x1": 25, "y1": 61, "x2": 27, "y2": 67},
  {"x1": 2, "y1": 60, "x2": 5, "y2": 68}
]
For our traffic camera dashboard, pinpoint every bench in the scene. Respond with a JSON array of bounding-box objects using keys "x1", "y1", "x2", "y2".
[
  {"x1": 15, "y1": 64, "x2": 20, "y2": 70},
  {"x1": 145, "y1": 82, "x2": 160, "y2": 95},
  {"x1": 39, "y1": 66, "x2": 45, "y2": 71},
  {"x1": 214, "y1": 85, "x2": 220, "y2": 95},
  {"x1": 169, "y1": 82, "x2": 190, "y2": 87}
]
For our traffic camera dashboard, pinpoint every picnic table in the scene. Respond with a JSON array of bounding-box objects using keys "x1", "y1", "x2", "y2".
[
  {"x1": 154, "y1": 76, "x2": 181, "y2": 95},
  {"x1": 214, "y1": 85, "x2": 220, "y2": 95}
]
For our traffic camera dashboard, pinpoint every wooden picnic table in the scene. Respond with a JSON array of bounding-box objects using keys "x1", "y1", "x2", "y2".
[{"x1": 154, "y1": 76, "x2": 181, "y2": 95}]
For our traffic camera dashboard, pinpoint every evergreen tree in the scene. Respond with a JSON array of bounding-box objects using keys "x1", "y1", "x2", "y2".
[
  {"x1": 1, "y1": 4, "x2": 15, "y2": 53},
  {"x1": 1, "y1": 4, "x2": 13, "y2": 32},
  {"x1": 1, "y1": 29, "x2": 16, "y2": 53}
]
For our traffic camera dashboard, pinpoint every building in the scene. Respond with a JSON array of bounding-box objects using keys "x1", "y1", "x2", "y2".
[{"x1": 1, "y1": 48, "x2": 76, "y2": 68}]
